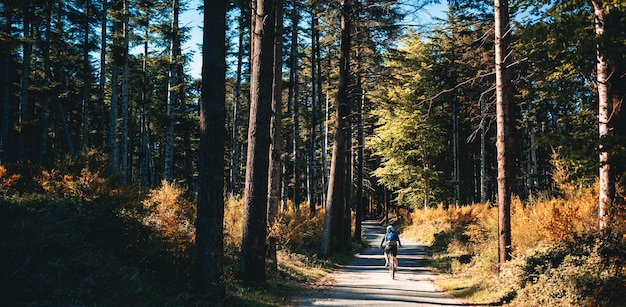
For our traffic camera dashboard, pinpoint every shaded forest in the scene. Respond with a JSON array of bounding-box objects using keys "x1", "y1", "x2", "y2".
[{"x1": 1, "y1": 0, "x2": 626, "y2": 305}]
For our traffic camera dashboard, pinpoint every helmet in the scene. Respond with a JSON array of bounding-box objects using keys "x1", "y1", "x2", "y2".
[{"x1": 386, "y1": 225, "x2": 394, "y2": 233}]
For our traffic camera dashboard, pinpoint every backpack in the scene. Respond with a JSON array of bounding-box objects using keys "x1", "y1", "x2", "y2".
[{"x1": 385, "y1": 232, "x2": 399, "y2": 246}]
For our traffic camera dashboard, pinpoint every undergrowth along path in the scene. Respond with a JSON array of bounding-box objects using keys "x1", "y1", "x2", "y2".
[{"x1": 288, "y1": 220, "x2": 467, "y2": 306}]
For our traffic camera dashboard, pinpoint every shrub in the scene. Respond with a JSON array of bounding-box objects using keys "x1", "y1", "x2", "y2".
[
  {"x1": 224, "y1": 194, "x2": 245, "y2": 257},
  {"x1": 141, "y1": 180, "x2": 196, "y2": 250},
  {"x1": 514, "y1": 233, "x2": 626, "y2": 306},
  {"x1": 33, "y1": 151, "x2": 112, "y2": 201},
  {"x1": 0, "y1": 165, "x2": 21, "y2": 196},
  {"x1": 270, "y1": 208, "x2": 325, "y2": 255}
]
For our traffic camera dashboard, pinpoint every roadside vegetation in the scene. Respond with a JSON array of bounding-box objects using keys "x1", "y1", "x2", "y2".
[
  {"x1": 402, "y1": 159, "x2": 626, "y2": 306},
  {"x1": 0, "y1": 160, "x2": 361, "y2": 306},
  {"x1": 3, "y1": 153, "x2": 624, "y2": 306}
]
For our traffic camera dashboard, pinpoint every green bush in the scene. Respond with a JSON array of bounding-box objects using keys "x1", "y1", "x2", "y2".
[{"x1": 514, "y1": 233, "x2": 626, "y2": 306}]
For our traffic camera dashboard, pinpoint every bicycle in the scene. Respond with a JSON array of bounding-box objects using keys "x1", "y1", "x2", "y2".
[{"x1": 386, "y1": 252, "x2": 396, "y2": 279}]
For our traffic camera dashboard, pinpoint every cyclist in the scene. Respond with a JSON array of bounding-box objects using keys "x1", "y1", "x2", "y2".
[{"x1": 380, "y1": 225, "x2": 402, "y2": 269}]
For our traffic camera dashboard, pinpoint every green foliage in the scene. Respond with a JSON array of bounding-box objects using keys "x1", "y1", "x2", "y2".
[
  {"x1": 368, "y1": 36, "x2": 448, "y2": 209},
  {"x1": 515, "y1": 233, "x2": 626, "y2": 306}
]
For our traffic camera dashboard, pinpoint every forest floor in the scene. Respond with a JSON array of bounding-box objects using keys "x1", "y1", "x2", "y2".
[{"x1": 286, "y1": 220, "x2": 468, "y2": 306}]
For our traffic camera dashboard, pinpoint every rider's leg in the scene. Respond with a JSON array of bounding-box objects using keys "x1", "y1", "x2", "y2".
[
  {"x1": 393, "y1": 255, "x2": 399, "y2": 268},
  {"x1": 384, "y1": 251, "x2": 390, "y2": 267}
]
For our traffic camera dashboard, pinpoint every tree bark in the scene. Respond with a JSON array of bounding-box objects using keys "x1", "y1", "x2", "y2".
[
  {"x1": 494, "y1": 0, "x2": 515, "y2": 267},
  {"x1": 40, "y1": 3, "x2": 52, "y2": 164},
  {"x1": 19, "y1": 0, "x2": 32, "y2": 165},
  {"x1": 480, "y1": 93, "x2": 487, "y2": 203},
  {"x1": 108, "y1": 0, "x2": 121, "y2": 172},
  {"x1": 291, "y1": 0, "x2": 301, "y2": 210},
  {"x1": 195, "y1": 0, "x2": 227, "y2": 294},
  {"x1": 0, "y1": 8, "x2": 10, "y2": 163},
  {"x1": 120, "y1": 0, "x2": 130, "y2": 182},
  {"x1": 96, "y1": 0, "x2": 107, "y2": 149},
  {"x1": 354, "y1": 89, "x2": 364, "y2": 242},
  {"x1": 81, "y1": 0, "x2": 91, "y2": 149},
  {"x1": 593, "y1": 0, "x2": 613, "y2": 233},
  {"x1": 140, "y1": 5, "x2": 151, "y2": 190},
  {"x1": 321, "y1": 0, "x2": 351, "y2": 257},
  {"x1": 267, "y1": 0, "x2": 284, "y2": 272},
  {"x1": 238, "y1": 0, "x2": 276, "y2": 283},
  {"x1": 164, "y1": 0, "x2": 180, "y2": 183},
  {"x1": 308, "y1": 9, "x2": 318, "y2": 214},
  {"x1": 230, "y1": 3, "x2": 246, "y2": 195}
]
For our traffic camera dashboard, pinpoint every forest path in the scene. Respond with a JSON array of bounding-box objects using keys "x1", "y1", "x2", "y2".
[{"x1": 287, "y1": 220, "x2": 467, "y2": 306}]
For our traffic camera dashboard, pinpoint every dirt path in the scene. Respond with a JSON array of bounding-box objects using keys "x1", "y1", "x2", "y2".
[{"x1": 288, "y1": 220, "x2": 467, "y2": 306}]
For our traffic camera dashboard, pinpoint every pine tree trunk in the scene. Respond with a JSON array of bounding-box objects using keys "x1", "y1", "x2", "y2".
[
  {"x1": 230, "y1": 5, "x2": 245, "y2": 195},
  {"x1": 195, "y1": 0, "x2": 227, "y2": 294},
  {"x1": 120, "y1": 0, "x2": 130, "y2": 182},
  {"x1": 0, "y1": 9, "x2": 10, "y2": 163},
  {"x1": 494, "y1": 0, "x2": 515, "y2": 267},
  {"x1": 452, "y1": 95, "x2": 459, "y2": 207},
  {"x1": 40, "y1": 4, "x2": 52, "y2": 164},
  {"x1": 308, "y1": 11, "x2": 316, "y2": 214},
  {"x1": 480, "y1": 93, "x2": 487, "y2": 203},
  {"x1": 321, "y1": 0, "x2": 351, "y2": 257},
  {"x1": 164, "y1": 0, "x2": 180, "y2": 183},
  {"x1": 267, "y1": 0, "x2": 284, "y2": 271},
  {"x1": 108, "y1": 2, "x2": 121, "y2": 172},
  {"x1": 593, "y1": 0, "x2": 612, "y2": 232},
  {"x1": 96, "y1": 0, "x2": 107, "y2": 149},
  {"x1": 239, "y1": 0, "x2": 276, "y2": 283},
  {"x1": 19, "y1": 1, "x2": 32, "y2": 165},
  {"x1": 343, "y1": 103, "x2": 352, "y2": 247},
  {"x1": 81, "y1": 0, "x2": 91, "y2": 149},
  {"x1": 53, "y1": 3, "x2": 76, "y2": 159},
  {"x1": 289, "y1": 0, "x2": 300, "y2": 209},
  {"x1": 354, "y1": 89, "x2": 364, "y2": 242},
  {"x1": 140, "y1": 7, "x2": 150, "y2": 190}
]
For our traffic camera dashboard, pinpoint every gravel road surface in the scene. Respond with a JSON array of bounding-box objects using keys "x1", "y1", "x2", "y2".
[{"x1": 288, "y1": 220, "x2": 467, "y2": 306}]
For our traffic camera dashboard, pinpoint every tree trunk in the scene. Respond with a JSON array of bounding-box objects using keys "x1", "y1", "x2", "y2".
[
  {"x1": 81, "y1": 0, "x2": 91, "y2": 149},
  {"x1": 452, "y1": 94, "x2": 459, "y2": 207},
  {"x1": 424, "y1": 160, "x2": 430, "y2": 211},
  {"x1": 321, "y1": 0, "x2": 351, "y2": 257},
  {"x1": 195, "y1": 0, "x2": 227, "y2": 294},
  {"x1": 494, "y1": 0, "x2": 515, "y2": 267},
  {"x1": 289, "y1": 0, "x2": 300, "y2": 209},
  {"x1": 40, "y1": 3, "x2": 52, "y2": 164},
  {"x1": 108, "y1": 2, "x2": 120, "y2": 172},
  {"x1": 238, "y1": 0, "x2": 276, "y2": 283},
  {"x1": 96, "y1": 0, "x2": 107, "y2": 149},
  {"x1": 53, "y1": 3, "x2": 76, "y2": 159},
  {"x1": 140, "y1": 6, "x2": 150, "y2": 190},
  {"x1": 0, "y1": 8, "x2": 10, "y2": 163},
  {"x1": 308, "y1": 10, "x2": 317, "y2": 214},
  {"x1": 354, "y1": 89, "x2": 364, "y2": 242},
  {"x1": 164, "y1": 0, "x2": 180, "y2": 183},
  {"x1": 593, "y1": 0, "x2": 613, "y2": 232},
  {"x1": 267, "y1": 0, "x2": 284, "y2": 272},
  {"x1": 120, "y1": 0, "x2": 130, "y2": 182},
  {"x1": 311, "y1": 10, "x2": 324, "y2": 211},
  {"x1": 480, "y1": 93, "x2": 487, "y2": 203},
  {"x1": 19, "y1": 0, "x2": 32, "y2": 165},
  {"x1": 343, "y1": 99, "x2": 352, "y2": 248},
  {"x1": 230, "y1": 3, "x2": 246, "y2": 195}
]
